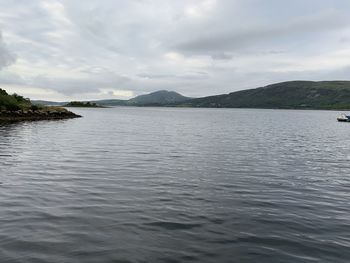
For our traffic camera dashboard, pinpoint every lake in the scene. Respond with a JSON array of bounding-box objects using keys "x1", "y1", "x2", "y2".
[{"x1": 0, "y1": 107, "x2": 349, "y2": 263}]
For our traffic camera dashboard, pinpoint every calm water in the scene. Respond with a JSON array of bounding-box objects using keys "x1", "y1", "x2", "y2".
[{"x1": 0, "y1": 107, "x2": 350, "y2": 263}]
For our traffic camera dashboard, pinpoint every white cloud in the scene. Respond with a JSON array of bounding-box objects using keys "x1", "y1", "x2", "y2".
[
  {"x1": 185, "y1": 0, "x2": 217, "y2": 18},
  {"x1": 0, "y1": 84, "x2": 66, "y2": 101},
  {"x1": 99, "y1": 88, "x2": 134, "y2": 99}
]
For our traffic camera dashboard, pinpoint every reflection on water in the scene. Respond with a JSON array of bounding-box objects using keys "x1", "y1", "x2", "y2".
[{"x1": 0, "y1": 107, "x2": 350, "y2": 263}]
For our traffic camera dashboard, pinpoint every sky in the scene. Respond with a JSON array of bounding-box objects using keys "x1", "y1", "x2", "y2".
[{"x1": 0, "y1": 0, "x2": 350, "y2": 101}]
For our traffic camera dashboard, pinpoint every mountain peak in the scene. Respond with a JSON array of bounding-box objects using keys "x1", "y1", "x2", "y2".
[{"x1": 128, "y1": 90, "x2": 190, "y2": 105}]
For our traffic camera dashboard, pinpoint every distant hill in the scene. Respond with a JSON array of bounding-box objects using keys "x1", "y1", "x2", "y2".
[
  {"x1": 89, "y1": 99, "x2": 127, "y2": 106},
  {"x1": 180, "y1": 81, "x2": 350, "y2": 110},
  {"x1": 64, "y1": 101, "x2": 105, "y2": 108},
  {"x1": 30, "y1": 82, "x2": 350, "y2": 110},
  {"x1": 127, "y1": 90, "x2": 190, "y2": 106},
  {"x1": 32, "y1": 100, "x2": 65, "y2": 106},
  {"x1": 36, "y1": 90, "x2": 191, "y2": 107}
]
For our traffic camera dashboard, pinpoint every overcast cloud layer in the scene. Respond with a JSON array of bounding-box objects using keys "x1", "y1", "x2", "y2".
[{"x1": 0, "y1": 0, "x2": 350, "y2": 100}]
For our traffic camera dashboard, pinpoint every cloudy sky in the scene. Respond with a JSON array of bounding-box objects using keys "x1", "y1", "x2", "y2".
[{"x1": 0, "y1": 0, "x2": 350, "y2": 101}]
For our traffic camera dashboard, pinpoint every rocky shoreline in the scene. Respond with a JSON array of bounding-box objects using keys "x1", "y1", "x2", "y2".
[{"x1": 0, "y1": 107, "x2": 81, "y2": 122}]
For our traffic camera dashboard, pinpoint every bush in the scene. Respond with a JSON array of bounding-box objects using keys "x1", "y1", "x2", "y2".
[
  {"x1": 31, "y1": 105, "x2": 40, "y2": 111},
  {"x1": 0, "y1": 89, "x2": 31, "y2": 111}
]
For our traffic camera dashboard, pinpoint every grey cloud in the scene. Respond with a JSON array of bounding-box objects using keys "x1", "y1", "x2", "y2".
[
  {"x1": 211, "y1": 53, "x2": 233, "y2": 60},
  {"x1": 0, "y1": 71, "x2": 25, "y2": 85},
  {"x1": 340, "y1": 37, "x2": 350, "y2": 43},
  {"x1": 0, "y1": 0, "x2": 350, "y2": 100},
  {"x1": 0, "y1": 31, "x2": 16, "y2": 70},
  {"x1": 138, "y1": 71, "x2": 209, "y2": 80},
  {"x1": 174, "y1": 10, "x2": 349, "y2": 54},
  {"x1": 28, "y1": 72, "x2": 131, "y2": 96}
]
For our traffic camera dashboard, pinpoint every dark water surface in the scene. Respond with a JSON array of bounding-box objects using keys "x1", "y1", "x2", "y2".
[{"x1": 0, "y1": 107, "x2": 350, "y2": 263}]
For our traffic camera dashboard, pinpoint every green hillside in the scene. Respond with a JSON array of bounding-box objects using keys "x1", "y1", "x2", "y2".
[{"x1": 181, "y1": 81, "x2": 350, "y2": 109}]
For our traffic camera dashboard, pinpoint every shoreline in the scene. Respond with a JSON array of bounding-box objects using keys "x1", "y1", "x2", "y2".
[{"x1": 0, "y1": 108, "x2": 82, "y2": 122}]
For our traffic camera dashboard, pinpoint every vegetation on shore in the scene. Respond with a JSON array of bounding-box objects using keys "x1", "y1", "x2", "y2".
[
  {"x1": 0, "y1": 88, "x2": 34, "y2": 111},
  {"x1": 64, "y1": 101, "x2": 105, "y2": 108},
  {"x1": 0, "y1": 88, "x2": 81, "y2": 122}
]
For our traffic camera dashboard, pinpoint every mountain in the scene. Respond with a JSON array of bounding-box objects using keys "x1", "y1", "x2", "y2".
[
  {"x1": 180, "y1": 81, "x2": 350, "y2": 110},
  {"x1": 127, "y1": 90, "x2": 190, "y2": 106}
]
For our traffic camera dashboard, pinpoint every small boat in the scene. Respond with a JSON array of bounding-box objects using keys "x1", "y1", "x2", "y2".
[{"x1": 337, "y1": 113, "x2": 350, "y2": 122}]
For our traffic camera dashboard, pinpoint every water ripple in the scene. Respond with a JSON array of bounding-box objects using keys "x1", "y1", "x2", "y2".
[{"x1": 0, "y1": 108, "x2": 350, "y2": 262}]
